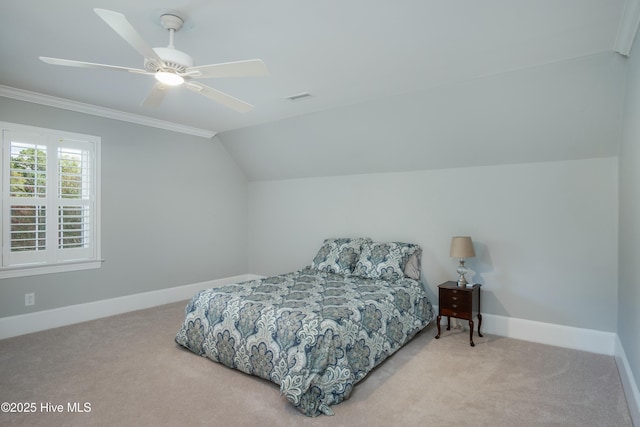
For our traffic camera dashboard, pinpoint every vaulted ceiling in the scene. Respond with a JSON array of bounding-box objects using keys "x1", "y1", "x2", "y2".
[{"x1": 1, "y1": 1, "x2": 638, "y2": 180}]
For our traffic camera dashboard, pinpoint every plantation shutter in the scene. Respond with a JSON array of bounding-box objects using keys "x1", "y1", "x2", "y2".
[
  {"x1": 4, "y1": 131, "x2": 49, "y2": 266},
  {"x1": 57, "y1": 140, "x2": 95, "y2": 261},
  {"x1": 1, "y1": 126, "x2": 100, "y2": 273}
]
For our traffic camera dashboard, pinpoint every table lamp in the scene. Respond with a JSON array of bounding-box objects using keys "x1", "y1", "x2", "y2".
[{"x1": 450, "y1": 236, "x2": 475, "y2": 286}]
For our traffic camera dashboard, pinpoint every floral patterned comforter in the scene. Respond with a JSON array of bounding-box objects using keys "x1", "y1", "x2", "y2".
[{"x1": 175, "y1": 268, "x2": 433, "y2": 416}]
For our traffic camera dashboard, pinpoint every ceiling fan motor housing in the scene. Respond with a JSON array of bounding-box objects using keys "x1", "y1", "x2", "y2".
[{"x1": 145, "y1": 47, "x2": 195, "y2": 73}]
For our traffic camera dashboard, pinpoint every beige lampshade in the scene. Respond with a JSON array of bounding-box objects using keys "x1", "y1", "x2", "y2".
[{"x1": 450, "y1": 236, "x2": 476, "y2": 258}]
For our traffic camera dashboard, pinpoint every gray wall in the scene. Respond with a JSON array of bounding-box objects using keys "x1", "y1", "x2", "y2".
[
  {"x1": 619, "y1": 31, "x2": 640, "y2": 394},
  {"x1": 0, "y1": 97, "x2": 248, "y2": 318},
  {"x1": 247, "y1": 157, "x2": 618, "y2": 332}
]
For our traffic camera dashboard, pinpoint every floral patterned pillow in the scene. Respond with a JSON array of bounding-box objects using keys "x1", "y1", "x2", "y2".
[
  {"x1": 310, "y1": 238, "x2": 371, "y2": 274},
  {"x1": 353, "y1": 241, "x2": 421, "y2": 281}
]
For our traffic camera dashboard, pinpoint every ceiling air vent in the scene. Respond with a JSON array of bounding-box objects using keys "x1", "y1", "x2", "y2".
[{"x1": 286, "y1": 92, "x2": 312, "y2": 101}]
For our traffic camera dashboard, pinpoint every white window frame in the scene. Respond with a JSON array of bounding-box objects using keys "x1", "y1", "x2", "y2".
[{"x1": 0, "y1": 122, "x2": 101, "y2": 279}]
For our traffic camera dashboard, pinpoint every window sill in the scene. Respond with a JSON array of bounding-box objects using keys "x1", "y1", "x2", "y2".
[{"x1": 0, "y1": 260, "x2": 103, "y2": 279}]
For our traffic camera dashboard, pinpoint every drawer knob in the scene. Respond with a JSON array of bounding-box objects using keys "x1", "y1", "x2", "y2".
[
  {"x1": 452, "y1": 312, "x2": 458, "y2": 316},
  {"x1": 452, "y1": 304, "x2": 458, "y2": 308},
  {"x1": 451, "y1": 296, "x2": 458, "y2": 301}
]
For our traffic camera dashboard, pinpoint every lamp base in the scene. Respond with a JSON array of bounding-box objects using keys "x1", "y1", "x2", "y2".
[{"x1": 456, "y1": 259, "x2": 469, "y2": 287}]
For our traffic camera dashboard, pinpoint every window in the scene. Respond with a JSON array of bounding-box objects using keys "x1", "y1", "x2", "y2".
[{"x1": 1, "y1": 122, "x2": 101, "y2": 278}]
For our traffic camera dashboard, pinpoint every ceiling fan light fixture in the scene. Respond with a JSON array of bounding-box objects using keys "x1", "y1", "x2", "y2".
[{"x1": 155, "y1": 71, "x2": 184, "y2": 86}]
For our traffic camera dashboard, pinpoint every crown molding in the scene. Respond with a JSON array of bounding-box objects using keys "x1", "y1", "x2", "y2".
[
  {"x1": 615, "y1": 0, "x2": 640, "y2": 56},
  {"x1": 0, "y1": 85, "x2": 217, "y2": 139}
]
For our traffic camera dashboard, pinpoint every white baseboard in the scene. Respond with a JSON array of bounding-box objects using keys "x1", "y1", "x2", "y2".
[
  {"x1": 0, "y1": 274, "x2": 262, "y2": 340},
  {"x1": 432, "y1": 305, "x2": 616, "y2": 355},
  {"x1": 615, "y1": 335, "x2": 640, "y2": 426}
]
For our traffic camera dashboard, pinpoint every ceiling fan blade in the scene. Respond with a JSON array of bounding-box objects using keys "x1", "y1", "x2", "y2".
[
  {"x1": 184, "y1": 82, "x2": 254, "y2": 113},
  {"x1": 94, "y1": 8, "x2": 162, "y2": 62},
  {"x1": 142, "y1": 82, "x2": 168, "y2": 107},
  {"x1": 185, "y1": 59, "x2": 269, "y2": 78},
  {"x1": 39, "y1": 57, "x2": 149, "y2": 74}
]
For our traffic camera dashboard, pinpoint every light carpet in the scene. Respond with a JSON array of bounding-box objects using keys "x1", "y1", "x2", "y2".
[{"x1": 0, "y1": 301, "x2": 633, "y2": 426}]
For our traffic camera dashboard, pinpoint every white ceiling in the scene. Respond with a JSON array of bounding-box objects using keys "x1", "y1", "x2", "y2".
[
  {"x1": 221, "y1": 51, "x2": 629, "y2": 181},
  {"x1": 0, "y1": 0, "x2": 634, "y2": 136}
]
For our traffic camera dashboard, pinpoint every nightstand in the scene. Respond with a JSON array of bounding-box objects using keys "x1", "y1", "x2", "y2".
[{"x1": 434, "y1": 281, "x2": 483, "y2": 346}]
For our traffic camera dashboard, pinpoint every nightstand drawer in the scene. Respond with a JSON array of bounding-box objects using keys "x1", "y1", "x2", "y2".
[
  {"x1": 439, "y1": 291, "x2": 470, "y2": 310},
  {"x1": 440, "y1": 307, "x2": 472, "y2": 320}
]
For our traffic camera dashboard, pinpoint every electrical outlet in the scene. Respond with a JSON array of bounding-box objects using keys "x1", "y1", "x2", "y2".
[{"x1": 25, "y1": 293, "x2": 35, "y2": 306}]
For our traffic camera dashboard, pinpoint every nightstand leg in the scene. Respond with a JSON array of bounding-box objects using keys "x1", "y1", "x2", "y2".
[
  {"x1": 477, "y1": 314, "x2": 483, "y2": 337},
  {"x1": 446, "y1": 316, "x2": 451, "y2": 331},
  {"x1": 469, "y1": 320, "x2": 475, "y2": 347},
  {"x1": 435, "y1": 315, "x2": 441, "y2": 339}
]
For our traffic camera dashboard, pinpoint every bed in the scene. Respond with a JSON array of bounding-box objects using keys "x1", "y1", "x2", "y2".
[{"x1": 175, "y1": 238, "x2": 433, "y2": 416}]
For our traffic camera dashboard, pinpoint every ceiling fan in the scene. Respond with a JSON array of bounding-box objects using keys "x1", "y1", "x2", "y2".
[{"x1": 39, "y1": 8, "x2": 268, "y2": 113}]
